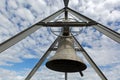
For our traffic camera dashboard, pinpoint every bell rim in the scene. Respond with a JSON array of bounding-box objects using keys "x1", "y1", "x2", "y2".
[{"x1": 46, "y1": 59, "x2": 87, "y2": 72}]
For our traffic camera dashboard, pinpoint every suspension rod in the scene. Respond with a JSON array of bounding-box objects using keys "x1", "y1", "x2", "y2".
[{"x1": 65, "y1": 72, "x2": 67, "y2": 80}]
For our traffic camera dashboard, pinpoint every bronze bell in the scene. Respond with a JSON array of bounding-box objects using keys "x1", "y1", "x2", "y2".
[{"x1": 46, "y1": 37, "x2": 87, "y2": 72}]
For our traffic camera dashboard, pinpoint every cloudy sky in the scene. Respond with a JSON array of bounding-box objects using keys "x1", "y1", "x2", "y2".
[{"x1": 0, "y1": 0, "x2": 120, "y2": 80}]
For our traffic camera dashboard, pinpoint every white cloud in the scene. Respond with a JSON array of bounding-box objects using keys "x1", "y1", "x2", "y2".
[
  {"x1": 0, "y1": 68, "x2": 24, "y2": 80},
  {"x1": 7, "y1": 0, "x2": 18, "y2": 9},
  {"x1": 15, "y1": 8, "x2": 35, "y2": 23},
  {"x1": 69, "y1": 0, "x2": 79, "y2": 6},
  {"x1": 0, "y1": 0, "x2": 120, "y2": 80}
]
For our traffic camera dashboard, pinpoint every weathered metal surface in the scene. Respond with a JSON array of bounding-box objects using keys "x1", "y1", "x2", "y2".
[{"x1": 46, "y1": 37, "x2": 87, "y2": 72}]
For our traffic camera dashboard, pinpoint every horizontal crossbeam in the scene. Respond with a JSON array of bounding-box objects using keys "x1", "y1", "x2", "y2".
[{"x1": 36, "y1": 22, "x2": 97, "y2": 27}]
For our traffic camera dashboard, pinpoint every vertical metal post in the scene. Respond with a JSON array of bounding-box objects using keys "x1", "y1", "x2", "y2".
[
  {"x1": 63, "y1": 7, "x2": 69, "y2": 36},
  {"x1": 65, "y1": 72, "x2": 67, "y2": 80},
  {"x1": 63, "y1": 0, "x2": 69, "y2": 7},
  {"x1": 72, "y1": 35, "x2": 108, "y2": 80},
  {"x1": 65, "y1": 8, "x2": 68, "y2": 20}
]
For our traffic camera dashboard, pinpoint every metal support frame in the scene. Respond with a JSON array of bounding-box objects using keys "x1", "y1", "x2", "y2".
[
  {"x1": 25, "y1": 36, "x2": 60, "y2": 80},
  {"x1": 0, "y1": 0, "x2": 119, "y2": 80},
  {"x1": 0, "y1": 8, "x2": 64, "y2": 53},
  {"x1": 72, "y1": 35, "x2": 108, "y2": 80},
  {"x1": 67, "y1": 7, "x2": 120, "y2": 43}
]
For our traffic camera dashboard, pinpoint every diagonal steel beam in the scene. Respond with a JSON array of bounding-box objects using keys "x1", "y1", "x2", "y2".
[
  {"x1": 72, "y1": 35, "x2": 108, "y2": 80},
  {"x1": 94, "y1": 24, "x2": 120, "y2": 43},
  {"x1": 0, "y1": 8, "x2": 65, "y2": 53},
  {"x1": 25, "y1": 36, "x2": 60, "y2": 80},
  {"x1": 67, "y1": 7, "x2": 120, "y2": 43}
]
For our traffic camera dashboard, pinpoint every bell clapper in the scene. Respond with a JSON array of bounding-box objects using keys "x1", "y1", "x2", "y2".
[{"x1": 79, "y1": 71, "x2": 84, "y2": 77}]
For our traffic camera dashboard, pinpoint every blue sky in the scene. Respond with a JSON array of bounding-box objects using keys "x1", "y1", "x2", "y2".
[{"x1": 0, "y1": 0, "x2": 120, "y2": 80}]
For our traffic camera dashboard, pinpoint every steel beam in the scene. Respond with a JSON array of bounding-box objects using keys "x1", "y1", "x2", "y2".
[
  {"x1": 25, "y1": 36, "x2": 60, "y2": 80},
  {"x1": 67, "y1": 7, "x2": 120, "y2": 43},
  {"x1": 0, "y1": 8, "x2": 65, "y2": 53},
  {"x1": 94, "y1": 24, "x2": 120, "y2": 43},
  {"x1": 72, "y1": 35, "x2": 108, "y2": 80},
  {"x1": 36, "y1": 22, "x2": 97, "y2": 27}
]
